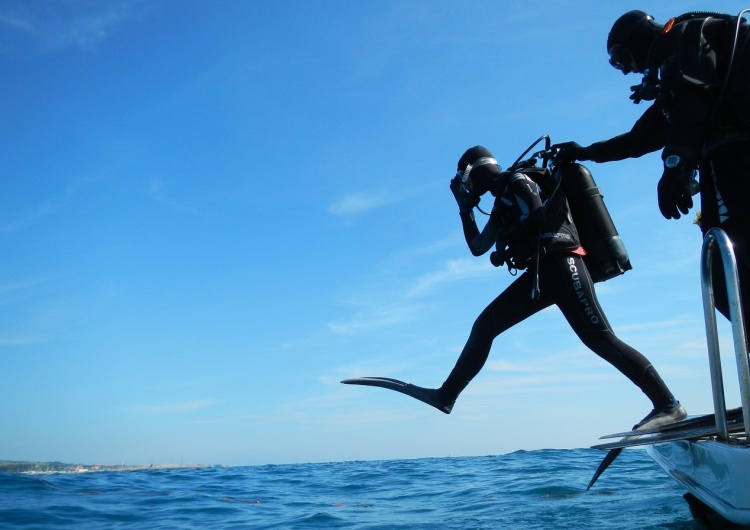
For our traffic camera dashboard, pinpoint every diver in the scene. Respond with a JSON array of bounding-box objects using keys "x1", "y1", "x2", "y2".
[
  {"x1": 345, "y1": 146, "x2": 686, "y2": 431},
  {"x1": 552, "y1": 9, "x2": 750, "y2": 337}
]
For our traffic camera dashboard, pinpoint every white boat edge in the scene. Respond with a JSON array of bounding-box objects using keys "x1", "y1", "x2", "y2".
[{"x1": 646, "y1": 439, "x2": 750, "y2": 526}]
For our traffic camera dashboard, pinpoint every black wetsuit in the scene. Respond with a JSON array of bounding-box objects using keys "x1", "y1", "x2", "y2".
[
  {"x1": 581, "y1": 13, "x2": 750, "y2": 334},
  {"x1": 438, "y1": 171, "x2": 675, "y2": 409}
]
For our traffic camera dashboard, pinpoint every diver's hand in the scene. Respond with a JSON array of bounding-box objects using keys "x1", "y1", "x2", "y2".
[
  {"x1": 657, "y1": 165, "x2": 694, "y2": 219},
  {"x1": 629, "y1": 70, "x2": 660, "y2": 104},
  {"x1": 549, "y1": 142, "x2": 590, "y2": 162},
  {"x1": 450, "y1": 177, "x2": 479, "y2": 213},
  {"x1": 490, "y1": 244, "x2": 507, "y2": 267}
]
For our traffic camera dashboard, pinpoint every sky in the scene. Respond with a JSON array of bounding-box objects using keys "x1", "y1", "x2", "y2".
[{"x1": 1, "y1": 0, "x2": 749, "y2": 467}]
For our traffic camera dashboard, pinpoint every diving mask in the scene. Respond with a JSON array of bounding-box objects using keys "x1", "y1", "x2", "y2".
[{"x1": 456, "y1": 157, "x2": 500, "y2": 194}]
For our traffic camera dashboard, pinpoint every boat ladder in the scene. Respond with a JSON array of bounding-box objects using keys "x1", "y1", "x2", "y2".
[{"x1": 701, "y1": 227, "x2": 750, "y2": 441}]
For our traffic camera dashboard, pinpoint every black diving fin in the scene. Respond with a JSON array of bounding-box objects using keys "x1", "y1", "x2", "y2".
[
  {"x1": 341, "y1": 376, "x2": 453, "y2": 414},
  {"x1": 586, "y1": 447, "x2": 624, "y2": 491},
  {"x1": 592, "y1": 418, "x2": 746, "y2": 450},
  {"x1": 586, "y1": 408, "x2": 744, "y2": 490},
  {"x1": 598, "y1": 407, "x2": 742, "y2": 439}
]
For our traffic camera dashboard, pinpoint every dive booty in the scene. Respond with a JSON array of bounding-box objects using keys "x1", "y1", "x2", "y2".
[{"x1": 632, "y1": 400, "x2": 688, "y2": 431}]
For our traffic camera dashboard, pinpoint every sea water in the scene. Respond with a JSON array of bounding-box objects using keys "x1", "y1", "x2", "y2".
[{"x1": 0, "y1": 449, "x2": 711, "y2": 529}]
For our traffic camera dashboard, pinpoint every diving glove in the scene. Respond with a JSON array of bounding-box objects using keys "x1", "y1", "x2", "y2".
[
  {"x1": 657, "y1": 157, "x2": 696, "y2": 220},
  {"x1": 450, "y1": 176, "x2": 480, "y2": 213},
  {"x1": 549, "y1": 141, "x2": 590, "y2": 162}
]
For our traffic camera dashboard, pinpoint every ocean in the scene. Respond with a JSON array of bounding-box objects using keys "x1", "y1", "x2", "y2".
[{"x1": 0, "y1": 449, "x2": 715, "y2": 529}]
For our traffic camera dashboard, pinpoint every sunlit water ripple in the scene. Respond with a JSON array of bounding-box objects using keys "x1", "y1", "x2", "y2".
[{"x1": 0, "y1": 449, "x2": 712, "y2": 529}]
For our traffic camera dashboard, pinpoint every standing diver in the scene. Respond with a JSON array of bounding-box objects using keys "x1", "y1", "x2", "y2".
[
  {"x1": 344, "y1": 145, "x2": 686, "y2": 431},
  {"x1": 552, "y1": 9, "x2": 750, "y2": 339}
]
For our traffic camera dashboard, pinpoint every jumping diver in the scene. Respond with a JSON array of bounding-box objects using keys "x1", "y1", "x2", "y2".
[{"x1": 343, "y1": 146, "x2": 686, "y2": 432}]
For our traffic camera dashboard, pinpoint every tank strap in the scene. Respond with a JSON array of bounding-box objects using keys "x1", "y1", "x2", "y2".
[{"x1": 578, "y1": 187, "x2": 603, "y2": 201}]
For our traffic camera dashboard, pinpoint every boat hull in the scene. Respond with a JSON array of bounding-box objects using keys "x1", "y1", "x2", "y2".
[{"x1": 646, "y1": 439, "x2": 750, "y2": 526}]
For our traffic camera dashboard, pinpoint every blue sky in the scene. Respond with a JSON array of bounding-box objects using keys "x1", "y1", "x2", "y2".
[{"x1": 1, "y1": 0, "x2": 748, "y2": 466}]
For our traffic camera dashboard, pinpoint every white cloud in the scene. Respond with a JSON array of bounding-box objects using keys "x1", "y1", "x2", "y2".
[
  {"x1": 147, "y1": 177, "x2": 199, "y2": 213},
  {"x1": 0, "y1": 338, "x2": 37, "y2": 347},
  {"x1": 0, "y1": 200, "x2": 57, "y2": 233},
  {"x1": 0, "y1": 278, "x2": 49, "y2": 294},
  {"x1": 327, "y1": 303, "x2": 422, "y2": 335},
  {"x1": 0, "y1": 12, "x2": 33, "y2": 32},
  {"x1": 327, "y1": 191, "x2": 396, "y2": 216},
  {"x1": 327, "y1": 255, "x2": 496, "y2": 336},
  {"x1": 126, "y1": 399, "x2": 218, "y2": 415},
  {"x1": 0, "y1": 0, "x2": 141, "y2": 53},
  {"x1": 406, "y1": 258, "x2": 494, "y2": 298}
]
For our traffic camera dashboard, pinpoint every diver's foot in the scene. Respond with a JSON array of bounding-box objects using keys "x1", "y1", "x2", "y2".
[
  {"x1": 633, "y1": 400, "x2": 687, "y2": 431},
  {"x1": 406, "y1": 385, "x2": 455, "y2": 414},
  {"x1": 437, "y1": 397, "x2": 455, "y2": 415}
]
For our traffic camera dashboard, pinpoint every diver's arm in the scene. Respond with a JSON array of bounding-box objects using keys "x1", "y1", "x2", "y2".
[
  {"x1": 662, "y1": 90, "x2": 713, "y2": 164},
  {"x1": 450, "y1": 176, "x2": 493, "y2": 256},
  {"x1": 585, "y1": 103, "x2": 668, "y2": 162},
  {"x1": 460, "y1": 210, "x2": 500, "y2": 257},
  {"x1": 455, "y1": 174, "x2": 546, "y2": 256}
]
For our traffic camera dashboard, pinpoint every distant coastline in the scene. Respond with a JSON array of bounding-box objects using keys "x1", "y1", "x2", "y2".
[{"x1": 0, "y1": 460, "x2": 211, "y2": 474}]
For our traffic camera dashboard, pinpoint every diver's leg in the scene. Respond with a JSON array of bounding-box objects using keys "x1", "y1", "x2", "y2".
[
  {"x1": 437, "y1": 270, "x2": 552, "y2": 410},
  {"x1": 707, "y1": 149, "x2": 750, "y2": 340},
  {"x1": 545, "y1": 253, "x2": 683, "y2": 426}
]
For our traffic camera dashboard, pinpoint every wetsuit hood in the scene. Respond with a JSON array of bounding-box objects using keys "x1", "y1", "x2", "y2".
[
  {"x1": 607, "y1": 10, "x2": 664, "y2": 73},
  {"x1": 457, "y1": 146, "x2": 504, "y2": 196}
]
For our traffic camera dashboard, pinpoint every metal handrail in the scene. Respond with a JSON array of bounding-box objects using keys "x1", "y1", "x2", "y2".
[{"x1": 701, "y1": 227, "x2": 750, "y2": 440}]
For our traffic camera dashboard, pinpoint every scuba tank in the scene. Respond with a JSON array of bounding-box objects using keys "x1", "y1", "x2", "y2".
[
  {"x1": 497, "y1": 136, "x2": 632, "y2": 284},
  {"x1": 553, "y1": 162, "x2": 632, "y2": 282}
]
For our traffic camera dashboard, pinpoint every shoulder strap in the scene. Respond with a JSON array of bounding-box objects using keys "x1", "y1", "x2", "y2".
[
  {"x1": 514, "y1": 167, "x2": 561, "y2": 204},
  {"x1": 672, "y1": 12, "x2": 740, "y2": 24}
]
